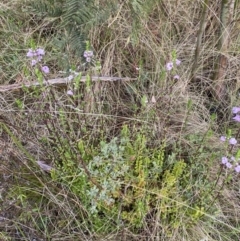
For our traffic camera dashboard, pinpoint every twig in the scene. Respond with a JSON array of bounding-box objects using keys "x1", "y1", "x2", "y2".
[
  {"x1": 191, "y1": 0, "x2": 209, "y2": 80},
  {"x1": 213, "y1": 0, "x2": 236, "y2": 101},
  {"x1": 0, "y1": 76, "x2": 137, "y2": 93}
]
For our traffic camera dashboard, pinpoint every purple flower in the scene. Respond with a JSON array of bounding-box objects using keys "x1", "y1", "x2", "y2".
[
  {"x1": 41, "y1": 66, "x2": 49, "y2": 74},
  {"x1": 86, "y1": 57, "x2": 92, "y2": 62},
  {"x1": 226, "y1": 162, "x2": 232, "y2": 169},
  {"x1": 229, "y1": 137, "x2": 237, "y2": 145},
  {"x1": 231, "y1": 156, "x2": 235, "y2": 161},
  {"x1": 67, "y1": 90, "x2": 74, "y2": 96},
  {"x1": 27, "y1": 49, "x2": 35, "y2": 58},
  {"x1": 235, "y1": 165, "x2": 240, "y2": 173},
  {"x1": 175, "y1": 59, "x2": 181, "y2": 65},
  {"x1": 83, "y1": 50, "x2": 93, "y2": 58},
  {"x1": 166, "y1": 62, "x2": 173, "y2": 71},
  {"x1": 233, "y1": 115, "x2": 240, "y2": 122},
  {"x1": 37, "y1": 55, "x2": 43, "y2": 62},
  {"x1": 232, "y1": 107, "x2": 240, "y2": 114},
  {"x1": 173, "y1": 75, "x2": 180, "y2": 80},
  {"x1": 220, "y1": 136, "x2": 226, "y2": 142},
  {"x1": 31, "y1": 59, "x2": 38, "y2": 66},
  {"x1": 221, "y1": 156, "x2": 228, "y2": 164},
  {"x1": 36, "y1": 48, "x2": 45, "y2": 56}
]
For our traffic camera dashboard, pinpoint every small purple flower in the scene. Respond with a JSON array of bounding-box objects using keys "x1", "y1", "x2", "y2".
[
  {"x1": 231, "y1": 156, "x2": 235, "y2": 161},
  {"x1": 220, "y1": 136, "x2": 226, "y2": 142},
  {"x1": 226, "y1": 162, "x2": 232, "y2": 169},
  {"x1": 37, "y1": 55, "x2": 43, "y2": 62},
  {"x1": 84, "y1": 50, "x2": 93, "y2": 58},
  {"x1": 86, "y1": 57, "x2": 92, "y2": 62},
  {"x1": 166, "y1": 62, "x2": 173, "y2": 71},
  {"x1": 229, "y1": 137, "x2": 237, "y2": 145},
  {"x1": 27, "y1": 49, "x2": 35, "y2": 58},
  {"x1": 235, "y1": 165, "x2": 240, "y2": 173},
  {"x1": 221, "y1": 156, "x2": 228, "y2": 164},
  {"x1": 232, "y1": 107, "x2": 240, "y2": 114},
  {"x1": 67, "y1": 90, "x2": 74, "y2": 96},
  {"x1": 233, "y1": 115, "x2": 240, "y2": 122},
  {"x1": 31, "y1": 59, "x2": 38, "y2": 66},
  {"x1": 36, "y1": 48, "x2": 45, "y2": 56},
  {"x1": 173, "y1": 75, "x2": 180, "y2": 80},
  {"x1": 41, "y1": 66, "x2": 49, "y2": 74},
  {"x1": 175, "y1": 59, "x2": 181, "y2": 65}
]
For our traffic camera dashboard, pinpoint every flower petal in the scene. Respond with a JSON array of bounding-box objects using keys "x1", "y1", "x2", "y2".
[{"x1": 41, "y1": 66, "x2": 50, "y2": 74}]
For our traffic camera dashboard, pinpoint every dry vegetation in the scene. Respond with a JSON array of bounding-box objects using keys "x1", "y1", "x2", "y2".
[{"x1": 0, "y1": 0, "x2": 240, "y2": 240}]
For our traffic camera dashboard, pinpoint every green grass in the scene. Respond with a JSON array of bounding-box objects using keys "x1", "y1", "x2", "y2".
[{"x1": 1, "y1": 0, "x2": 240, "y2": 240}]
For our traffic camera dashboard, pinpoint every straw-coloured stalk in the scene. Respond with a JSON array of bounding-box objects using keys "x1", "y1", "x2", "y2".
[
  {"x1": 0, "y1": 76, "x2": 136, "y2": 93},
  {"x1": 191, "y1": 0, "x2": 209, "y2": 81},
  {"x1": 213, "y1": 0, "x2": 236, "y2": 101}
]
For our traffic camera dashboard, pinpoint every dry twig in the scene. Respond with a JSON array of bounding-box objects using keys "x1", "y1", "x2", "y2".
[{"x1": 0, "y1": 76, "x2": 136, "y2": 93}]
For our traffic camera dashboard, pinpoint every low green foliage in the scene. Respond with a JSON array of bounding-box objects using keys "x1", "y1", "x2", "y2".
[{"x1": 46, "y1": 124, "x2": 214, "y2": 232}]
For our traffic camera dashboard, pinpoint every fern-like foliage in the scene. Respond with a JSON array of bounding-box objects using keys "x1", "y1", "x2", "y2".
[
  {"x1": 26, "y1": 0, "x2": 116, "y2": 57},
  {"x1": 27, "y1": 0, "x2": 64, "y2": 18}
]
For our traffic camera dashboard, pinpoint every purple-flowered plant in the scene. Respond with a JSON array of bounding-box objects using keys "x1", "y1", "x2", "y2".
[
  {"x1": 221, "y1": 156, "x2": 228, "y2": 164},
  {"x1": 232, "y1": 107, "x2": 240, "y2": 122},
  {"x1": 175, "y1": 59, "x2": 181, "y2": 65},
  {"x1": 67, "y1": 90, "x2": 74, "y2": 96},
  {"x1": 220, "y1": 136, "x2": 226, "y2": 142},
  {"x1": 226, "y1": 162, "x2": 233, "y2": 169},
  {"x1": 84, "y1": 50, "x2": 94, "y2": 63},
  {"x1": 41, "y1": 66, "x2": 49, "y2": 74},
  {"x1": 27, "y1": 48, "x2": 45, "y2": 63},
  {"x1": 173, "y1": 75, "x2": 180, "y2": 80},
  {"x1": 220, "y1": 134, "x2": 240, "y2": 172},
  {"x1": 233, "y1": 115, "x2": 240, "y2": 122},
  {"x1": 31, "y1": 59, "x2": 38, "y2": 67},
  {"x1": 166, "y1": 58, "x2": 181, "y2": 71},
  {"x1": 36, "y1": 48, "x2": 45, "y2": 56},
  {"x1": 27, "y1": 47, "x2": 49, "y2": 74},
  {"x1": 165, "y1": 57, "x2": 181, "y2": 83},
  {"x1": 232, "y1": 107, "x2": 240, "y2": 114},
  {"x1": 166, "y1": 62, "x2": 173, "y2": 71},
  {"x1": 235, "y1": 165, "x2": 240, "y2": 173},
  {"x1": 229, "y1": 137, "x2": 237, "y2": 145},
  {"x1": 221, "y1": 156, "x2": 233, "y2": 169}
]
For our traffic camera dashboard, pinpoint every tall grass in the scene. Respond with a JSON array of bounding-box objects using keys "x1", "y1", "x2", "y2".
[{"x1": 0, "y1": 0, "x2": 240, "y2": 240}]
